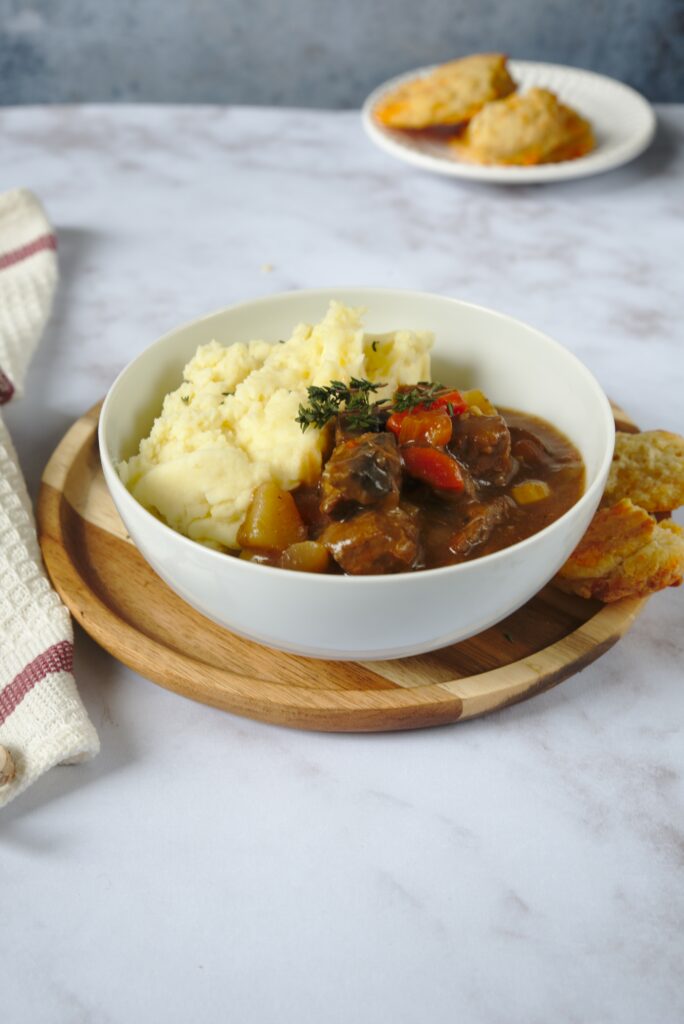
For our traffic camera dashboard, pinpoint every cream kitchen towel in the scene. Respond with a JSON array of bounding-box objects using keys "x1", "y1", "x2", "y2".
[{"x1": 0, "y1": 188, "x2": 99, "y2": 809}]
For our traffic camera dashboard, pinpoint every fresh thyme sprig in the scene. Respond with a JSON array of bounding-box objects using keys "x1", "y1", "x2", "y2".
[
  {"x1": 296, "y1": 378, "x2": 386, "y2": 432},
  {"x1": 296, "y1": 378, "x2": 452, "y2": 433},
  {"x1": 391, "y1": 382, "x2": 447, "y2": 413}
]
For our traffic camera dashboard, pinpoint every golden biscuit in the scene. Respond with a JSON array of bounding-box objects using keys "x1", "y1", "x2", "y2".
[
  {"x1": 603, "y1": 430, "x2": 684, "y2": 513},
  {"x1": 374, "y1": 54, "x2": 516, "y2": 130},
  {"x1": 454, "y1": 87, "x2": 594, "y2": 165},
  {"x1": 556, "y1": 499, "x2": 684, "y2": 602}
]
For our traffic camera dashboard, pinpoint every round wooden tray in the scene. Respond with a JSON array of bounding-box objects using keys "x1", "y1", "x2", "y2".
[{"x1": 36, "y1": 403, "x2": 647, "y2": 732}]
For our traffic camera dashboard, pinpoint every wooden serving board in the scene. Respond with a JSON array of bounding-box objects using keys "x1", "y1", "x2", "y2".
[{"x1": 36, "y1": 403, "x2": 648, "y2": 732}]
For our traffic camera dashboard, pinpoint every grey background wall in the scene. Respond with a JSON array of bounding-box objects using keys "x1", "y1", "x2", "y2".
[{"x1": 1, "y1": 0, "x2": 683, "y2": 106}]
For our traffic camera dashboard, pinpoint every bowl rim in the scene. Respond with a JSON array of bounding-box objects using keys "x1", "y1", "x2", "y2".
[{"x1": 99, "y1": 286, "x2": 615, "y2": 585}]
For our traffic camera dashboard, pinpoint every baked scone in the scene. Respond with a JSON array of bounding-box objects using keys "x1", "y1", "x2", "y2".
[
  {"x1": 374, "y1": 54, "x2": 516, "y2": 130},
  {"x1": 454, "y1": 87, "x2": 594, "y2": 165},
  {"x1": 603, "y1": 430, "x2": 684, "y2": 513},
  {"x1": 556, "y1": 499, "x2": 684, "y2": 602}
]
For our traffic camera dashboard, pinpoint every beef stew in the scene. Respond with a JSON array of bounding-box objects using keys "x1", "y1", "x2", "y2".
[{"x1": 237, "y1": 384, "x2": 585, "y2": 574}]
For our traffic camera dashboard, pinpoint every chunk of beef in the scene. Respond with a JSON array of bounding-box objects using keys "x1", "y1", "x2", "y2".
[
  {"x1": 321, "y1": 432, "x2": 402, "y2": 517},
  {"x1": 292, "y1": 484, "x2": 332, "y2": 537},
  {"x1": 509, "y1": 426, "x2": 557, "y2": 472},
  {"x1": 449, "y1": 414, "x2": 515, "y2": 486},
  {"x1": 448, "y1": 496, "x2": 513, "y2": 559},
  {"x1": 321, "y1": 507, "x2": 420, "y2": 574}
]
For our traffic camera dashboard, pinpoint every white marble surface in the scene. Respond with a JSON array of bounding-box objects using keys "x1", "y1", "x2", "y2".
[{"x1": 1, "y1": 105, "x2": 683, "y2": 1024}]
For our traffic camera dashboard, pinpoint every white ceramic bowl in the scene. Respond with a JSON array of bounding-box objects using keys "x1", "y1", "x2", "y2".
[{"x1": 99, "y1": 288, "x2": 614, "y2": 660}]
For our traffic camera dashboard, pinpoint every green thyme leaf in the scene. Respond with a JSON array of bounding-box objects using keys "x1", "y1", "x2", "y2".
[
  {"x1": 296, "y1": 378, "x2": 387, "y2": 432},
  {"x1": 392, "y1": 382, "x2": 446, "y2": 414},
  {"x1": 295, "y1": 378, "x2": 462, "y2": 432}
]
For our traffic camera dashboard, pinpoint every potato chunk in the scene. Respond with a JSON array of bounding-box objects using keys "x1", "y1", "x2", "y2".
[
  {"x1": 461, "y1": 389, "x2": 497, "y2": 416},
  {"x1": 237, "y1": 481, "x2": 307, "y2": 551},
  {"x1": 280, "y1": 541, "x2": 330, "y2": 573},
  {"x1": 512, "y1": 480, "x2": 551, "y2": 505},
  {"x1": 239, "y1": 549, "x2": 278, "y2": 566}
]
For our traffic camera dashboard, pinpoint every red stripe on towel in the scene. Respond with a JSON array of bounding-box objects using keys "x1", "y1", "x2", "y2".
[
  {"x1": 0, "y1": 232, "x2": 57, "y2": 271},
  {"x1": 0, "y1": 641, "x2": 74, "y2": 726},
  {"x1": 0, "y1": 369, "x2": 13, "y2": 405},
  {"x1": 0, "y1": 232, "x2": 57, "y2": 403}
]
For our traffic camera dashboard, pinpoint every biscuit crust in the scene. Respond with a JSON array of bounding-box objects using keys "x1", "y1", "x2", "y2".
[
  {"x1": 454, "y1": 87, "x2": 594, "y2": 165},
  {"x1": 374, "y1": 54, "x2": 516, "y2": 130},
  {"x1": 556, "y1": 499, "x2": 684, "y2": 602},
  {"x1": 603, "y1": 430, "x2": 684, "y2": 513}
]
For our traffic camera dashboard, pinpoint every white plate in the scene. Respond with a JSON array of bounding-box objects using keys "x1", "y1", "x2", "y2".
[{"x1": 362, "y1": 60, "x2": 656, "y2": 184}]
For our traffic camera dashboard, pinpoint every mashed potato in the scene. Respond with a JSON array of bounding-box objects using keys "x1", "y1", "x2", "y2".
[{"x1": 119, "y1": 302, "x2": 433, "y2": 549}]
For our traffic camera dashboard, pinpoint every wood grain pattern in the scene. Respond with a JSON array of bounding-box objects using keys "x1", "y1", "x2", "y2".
[{"x1": 36, "y1": 403, "x2": 648, "y2": 732}]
